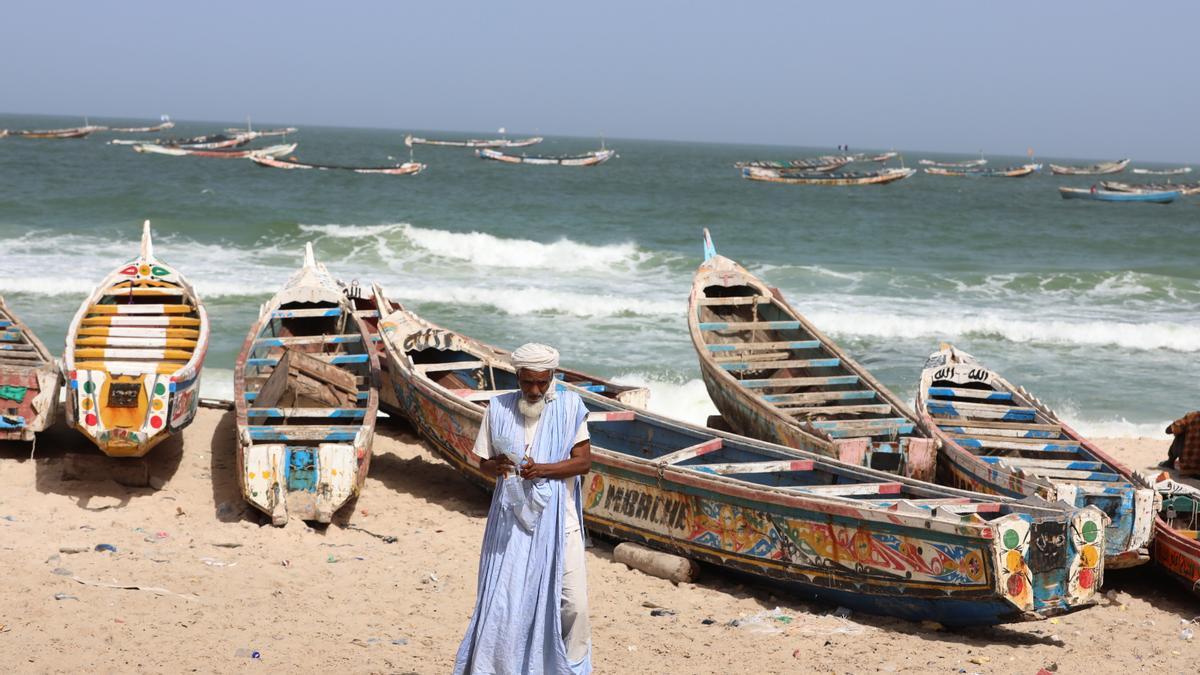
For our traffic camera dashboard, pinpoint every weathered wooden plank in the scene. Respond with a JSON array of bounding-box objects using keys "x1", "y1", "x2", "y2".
[
  {"x1": 0, "y1": 351, "x2": 40, "y2": 360},
  {"x1": 933, "y1": 418, "x2": 1061, "y2": 433},
  {"x1": 721, "y1": 357, "x2": 840, "y2": 372},
  {"x1": 0, "y1": 343, "x2": 35, "y2": 351},
  {"x1": 255, "y1": 334, "x2": 362, "y2": 347},
  {"x1": 980, "y1": 456, "x2": 1105, "y2": 471},
  {"x1": 1019, "y1": 468, "x2": 1122, "y2": 482},
  {"x1": 448, "y1": 388, "x2": 518, "y2": 402},
  {"x1": 75, "y1": 347, "x2": 194, "y2": 360},
  {"x1": 766, "y1": 390, "x2": 878, "y2": 405},
  {"x1": 656, "y1": 438, "x2": 723, "y2": 465},
  {"x1": 75, "y1": 336, "x2": 197, "y2": 348},
  {"x1": 949, "y1": 434, "x2": 1081, "y2": 453},
  {"x1": 714, "y1": 351, "x2": 795, "y2": 363},
  {"x1": 417, "y1": 360, "x2": 486, "y2": 373},
  {"x1": 246, "y1": 425, "x2": 360, "y2": 441},
  {"x1": 253, "y1": 350, "x2": 292, "y2": 410},
  {"x1": 247, "y1": 407, "x2": 367, "y2": 418},
  {"x1": 86, "y1": 304, "x2": 193, "y2": 315},
  {"x1": 699, "y1": 320, "x2": 801, "y2": 331},
  {"x1": 738, "y1": 375, "x2": 860, "y2": 388},
  {"x1": 934, "y1": 502, "x2": 1003, "y2": 514},
  {"x1": 77, "y1": 326, "x2": 200, "y2": 338},
  {"x1": 288, "y1": 348, "x2": 359, "y2": 395},
  {"x1": 247, "y1": 354, "x2": 368, "y2": 367},
  {"x1": 692, "y1": 459, "x2": 814, "y2": 475},
  {"x1": 790, "y1": 403, "x2": 894, "y2": 417},
  {"x1": 270, "y1": 307, "x2": 342, "y2": 319},
  {"x1": 353, "y1": 309, "x2": 381, "y2": 318},
  {"x1": 80, "y1": 316, "x2": 201, "y2": 327},
  {"x1": 587, "y1": 411, "x2": 636, "y2": 423},
  {"x1": 793, "y1": 482, "x2": 903, "y2": 496},
  {"x1": 245, "y1": 390, "x2": 370, "y2": 402},
  {"x1": 697, "y1": 295, "x2": 774, "y2": 306},
  {"x1": 926, "y1": 387, "x2": 1013, "y2": 402},
  {"x1": 707, "y1": 340, "x2": 821, "y2": 352},
  {"x1": 926, "y1": 400, "x2": 1037, "y2": 422}
]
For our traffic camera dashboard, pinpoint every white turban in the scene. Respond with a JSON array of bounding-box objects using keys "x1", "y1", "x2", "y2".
[{"x1": 511, "y1": 343, "x2": 560, "y2": 372}]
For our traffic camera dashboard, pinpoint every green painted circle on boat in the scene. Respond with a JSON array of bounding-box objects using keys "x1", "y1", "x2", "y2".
[
  {"x1": 154, "y1": 382, "x2": 166, "y2": 396},
  {"x1": 83, "y1": 381, "x2": 94, "y2": 394},
  {"x1": 1082, "y1": 520, "x2": 1099, "y2": 543},
  {"x1": 1003, "y1": 529, "x2": 1020, "y2": 549}
]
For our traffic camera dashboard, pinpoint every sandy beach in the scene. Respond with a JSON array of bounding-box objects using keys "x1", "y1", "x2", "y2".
[{"x1": 1, "y1": 407, "x2": 1196, "y2": 674}]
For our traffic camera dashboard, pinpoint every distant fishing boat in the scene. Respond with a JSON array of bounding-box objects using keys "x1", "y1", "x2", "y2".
[
  {"x1": 1101, "y1": 180, "x2": 1200, "y2": 196},
  {"x1": 0, "y1": 296, "x2": 61, "y2": 442},
  {"x1": 688, "y1": 229, "x2": 936, "y2": 476},
  {"x1": 63, "y1": 221, "x2": 209, "y2": 457},
  {"x1": 1059, "y1": 187, "x2": 1178, "y2": 203},
  {"x1": 868, "y1": 151, "x2": 898, "y2": 162},
  {"x1": 915, "y1": 344, "x2": 1154, "y2": 568},
  {"x1": 234, "y1": 244, "x2": 380, "y2": 526},
  {"x1": 1048, "y1": 159, "x2": 1130, "y2": 175},
  {"x1": 225, "y1": 126, "x2": 297, "y2": 137},
  {"x1": 405, "y1": 134, "x2": 542, "y2": 149},
  {"x1": 371, "y1": 288, "x2": 1105, "y2": 626},
  {"x1": 477, "y1": 147, "x2": 615, "y2": 166},
  {"x1": 115, "y1": 132, "x2": 254, "y2": 149},
  {"x1": 249, "y1": 154, "x2": 426, "y2": 175},
  {"x1": 742, "y1": 166, "x2": 914, "y2": 185},
  {"x1": 0, "y1": 129, "x2": 11, "y2": 139},
  {"x1": 132, "y1": 142, "x2": 297, "y2": 159},
  {"x1": 109, "y1": 117, "x2": 175, "y2": 133},
  {"x1": 1132, "y1": 167, "x2": 1191, "y2": 175},
  {"x1": 923, "y1": 164, "x2": 1040, "y2": 177},
  {"x1": 919, "y1": 158, "x2": 988, "y2": 168},
  {"x1": 16, "y1": 124, "x2": 106, "y2": 139},
  {"x1": 735, "y1": 156, "x2": 851, "y2": 171}
]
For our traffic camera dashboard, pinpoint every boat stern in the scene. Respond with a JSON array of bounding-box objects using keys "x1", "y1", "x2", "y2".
[
  {"x1": 67, "y1": 368, "x2": 178, "y2": 457},
  {"x1": 242, "y1": 438, "x2": 366, "y2": 526},
  {"x1": 989, "y1": 507, "x2": 1106, "y2": 617}
]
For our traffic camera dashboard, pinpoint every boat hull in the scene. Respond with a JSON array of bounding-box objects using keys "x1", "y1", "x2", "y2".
[
  {"x1": 0, "y1": 298, "x2": 61, "y2": 442},
  {"x1": 1059, "y1": 187, "x2": 1178, "y2": 203}
]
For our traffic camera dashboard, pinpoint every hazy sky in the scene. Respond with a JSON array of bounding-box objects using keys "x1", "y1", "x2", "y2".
[{"x1": 5, "y1": 1, "x2": 1197, "y2": 161}]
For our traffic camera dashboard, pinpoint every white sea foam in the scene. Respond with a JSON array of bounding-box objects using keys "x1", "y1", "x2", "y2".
[
  {"x1": 805, "y1": 309, "x2": 1200, "y2": 353},
  {"x1": 399, "y1": 224, "x2": 645, "y2": 272},
  {"x1": 611, "y1": 374, "x2": 717, "y2": 426},
  {"x1": 394, "y1": 285, "x2": 680, "y2": 318},
  {"x1": 297, "y1": 223, "x2": 404, "y2": 239},
  {"x1": 199, "y1": 368, "x2": 236, "y2": 402}
]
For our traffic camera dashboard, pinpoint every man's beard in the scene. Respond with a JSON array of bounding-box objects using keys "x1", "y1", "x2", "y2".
[{"x1": 518, "y1": 395, "x2": 547, "y2": 420}]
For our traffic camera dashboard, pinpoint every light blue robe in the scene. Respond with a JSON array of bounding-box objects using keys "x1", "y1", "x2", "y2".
[{"x1": 454, "y1": 389, "x2": 591, "y2": 675}]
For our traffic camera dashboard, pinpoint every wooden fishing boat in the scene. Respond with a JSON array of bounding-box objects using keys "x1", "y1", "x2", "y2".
[
  {"x1": 132, "y1": 142, "x2": 297, "y2": 159},
  {"x1": 915, "y1": 344, "x2": 1154, "y2": 568},
  {"x1": 233, "y1": 244, "x2": 380, "y2": 526},
  {"x1": 249, "y1": 154, "x2": 425, "y2": 175},
  {"x1": 1101, "y1": 180, "x2": 1200, "y2": 196},
  {"x1": 868, "y1": 151, "x2": 898, "y2": 162},
  {"x1": 1049, "y1": 159, "x2": 1130, "y2": 175},
  {"x1": 1132, "y1": 167, "x2": 1191, "y2": 175},
  {"x1": 688, "y1": 230, "x2": 935, "y2": 477},
  {"x1": 0, "y1": 130, "x2": 9, "y2": 139},
  {"x1": 1146, "y1": 476, "x2": 1200, "y2": 598},
  {"x1": 342, "y1": 284, "x2": 403, "y2": 417},
  {"x1": 742, "y1": 166, "x2": 914, "y2": 186},
  {"x1": 225, "y1": 126, "x2": 297, "y2": 137},
  {"x1": 405, "y1": 134, "x2": 543, "y2": 149},
  {"x1": 1059, "y1": 187, "x2": 1178, "y2": 203},
  {"x1": 109, "y1": 119, "x2": 175, "y2": 133},
  {"x1": 735, "y1": 156, "x2": 851, "y2": 171},
  {"x1": 16, "y1": 125, "x2": 105, "y2": 139},
  {"x1": 0, "y1": 296, "x2": 61, "y2": 442},
  {"x1": 923, "y1": 164, "x2": 1039, "y2": 177},
  {"x1": 371, "y1": 289, "x2": 1105, "y2": 625},
  {"x1": 62, "y1": 221, "x2": 209, "y2": 457},
  {"x1": 476, "y1": 147, "x2": 615, "y2": 166},
  {"x1": 919, "y1": 158, "x2": 988, "y2": 168}
]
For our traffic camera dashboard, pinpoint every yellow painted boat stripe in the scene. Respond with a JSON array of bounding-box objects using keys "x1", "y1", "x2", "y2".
[
  {"x1": 75, "y1": 348, "x2": 194, "y2": 360},
  {"x1": 86, "y1": 304, "x2": 193, "y2": 315},
  {"x1": 80, "y1": 316, "x2": 202, "y2": 327},
  {"x1": 75, "y1": 361, "x2": 188, "y2": 374}
]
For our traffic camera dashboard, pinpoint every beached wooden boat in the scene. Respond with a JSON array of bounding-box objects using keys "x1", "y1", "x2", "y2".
[
  {"x1": 1049, "y1": 159, "x2": 1130, "y2": 175},
  {"x1": 742, "y1": 166, "x2": 914, "y2": 186},
  {"x1": 1132, "y1": 167, "x2": 1191, "y2": 175},
  {"x1": 0, "y1": 297, "x2": 61, "y2": 442},
  {"x1": 1147, "y1": 476, "x2": 1200, "y2": 598},
  {"x1": 919, "y1": 158, "x2": 988, "y2": 168},
  {"x1": 923, "y1": 164, "x2": 1039, "y2": 177},
  {"x1": 16, "y1": 125, "x2": 105, "y2": 139},
  {"x1": 62, "y1": 221, "x2": 209, "y2": 457},
  {"x1": 371, "y1": 289, "x2": 1105, "y2": 625},
  {"x1": 1059, "y1": 187, "x2": 1178, "y2": 203},
  {"x1": 249, "y1": 154, "x2": 425, "y2": 175},
  {"x1": 132, "y1": 142, "x2": 297, "y2": 159},
  {"x1": 688, "y1": 230, "x2": 935, "y2": 477},
  {"x1": 915, "y1": 345, "x2": 1154, "y2": 568},
  {"x1": 233, "y1": 244, "x2": 380, "y2": 526},
  {"x1": 405, "y1": 134, "x2": 542, "y2": 149},
  {"x1": 1101, "y1": 180, "x2": 1200, "y2": 196},
  {"x1": 476, "y1": 147, "x2": 615, "y2": 166},
  {"x1": 735, "y1": 156, "x2": 852, "y2": 171}
]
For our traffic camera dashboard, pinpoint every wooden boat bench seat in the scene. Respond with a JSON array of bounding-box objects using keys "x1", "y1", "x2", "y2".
[
  {"x1": 926, "y1": 399, "x2": 1037, "y2": 422},
  {"x1": 247, "y1": 407, "x2": 367, "y2": 419},
  {"x1": 697, "y1": 295, "x2": 774, "y2": 306},
  {"x1": 706, "y1": 339, "x2": 821, "y2": 353},
  {"x1": 271, "y1": 307, "x2": 343, "y2": 319},
  {"x1": 416, "y1": 360, "x2": 486, "y2": 374},
  {"x1": 766, "y1": 390, "x2": 878, "y2": 405},
  {"x1": 255, "y1": 334, "x2": 363, "y2": 347},
  {"x1": 247, "y1": 354, "x2": 369, "y2": 367},
  {"x1": 790, "y1": 482, "x2": 903, "y2": 496},
  {"x1": 656, "y1": 438, "x2": 723, "y2": 465},
  {"x1": 699, "y1": 320, "x2": 801, "y2": 331},
  {"x1": 245, "y1": 390, "x2": 370, "y2": 402},
  {"x1": 721, "y1": 357, "x2": 840, "y2": 372},
  {"x1": 926, "y1": 387, "x2": 1013, "y2": 402},
  {"x1": 790, "y1": 403, "x2": 894, "y2": 417},
  {"x1": 738, "y1": 375, "x2": 859, "y2": 388},
  {"x1": 689, "y1": 459, "x2": 815, "y2": 475},
  {"x1": 246, "y1": 425, "x2": 361, "y2": 442},
  {"x1": 586, "y1": 411, "x2": 636, "y2": 423},
  {"x1": 980, "y1": 456, "x2": 1105, "y2": 471}
]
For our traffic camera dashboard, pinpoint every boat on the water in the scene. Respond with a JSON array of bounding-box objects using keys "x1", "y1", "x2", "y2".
[
  {"x1": 476, "y1": 147, "x2": 615, "y2": 166},
  {"x1": 405, "y1": 134, "x2": 542, "y2": 149},
  {"x1": 371, "y1": 288, "x2": 1105, "y2": 625},
  {"x1": 225, "y1": 126, "x2": 297, "y2": 137},
  {"x1": 109, "y1": 118, "x2": 175, "y2": 133},
  {"x1": 16, "y1": 124, "x2": 106, "y2": 139},
  {"x1": 1101, "y1": 180, "x2": 1200, "y2": 196},
  {"x1": 0, "y1": 130, "x2": 8, "y2": 139},
  {"x1": 688, "y1": 230, "x2": 935, "y2": 476},
  {"x1": 62, "y1": 221, "x2": 209, "y2": 457},
  {"x1": 868, "y1": 151, "x2": 898, "y2": 162},
  {"x1": 1059, "y1": 187, "x2": 1178, "y2": 203},
  {"x1": 249, "y1": 154, "x2": 426, "y2": 175},
  {"x1": 923, "y1": 164, "x2": 1040, "y2": 177},
  {"x1": 736, "y1": 156, "x2": 853, "y2": 172},
  {"x1": 233, "y1": 244, "x2": 380, "y2": 526},
  {"x1": 0, "y1": 296, "x2": 61, "y2": 442},
  {"x1": 742, "y1": 166, "x2": 915, "y2": 186},
  {"x1": 113, "y1": 133, "x2": 254, "y2": 149},
  {"x1": 132, "y1": 142, "x2": 297, "y2": 159},
  {"x1": 1049, "y1": 159, "x2": 1130, "y2": 175},
  {"x1": 919, "y1": 158, "x2": 988, "y2": 168},
  {"x1": 915, "y1": 344, "x2": 1154, "y2": 568},
  {"x1": 1132, "y1": 167, "x2": 1191, "y2": 175},
  {"x1": 1146, "y1": 476, "x2": 1200, "y2": 598}
]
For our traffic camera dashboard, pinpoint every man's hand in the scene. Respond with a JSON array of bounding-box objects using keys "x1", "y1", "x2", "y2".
[
  {"x1": 480, "y1": 455, "x2": 516, "y2": 478},
  {"x1": 519, "y1": 461, "x2": 550, "y2": 480}
]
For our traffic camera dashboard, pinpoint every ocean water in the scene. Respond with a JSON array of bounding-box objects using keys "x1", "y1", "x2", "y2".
[{"x1": 2, "y1": 113, "x2": 1196, "y2": 438}]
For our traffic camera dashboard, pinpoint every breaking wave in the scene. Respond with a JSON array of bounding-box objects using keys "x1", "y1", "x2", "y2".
[{"x1": 396, "y1": 285, "x2": 680, "y2": 318}]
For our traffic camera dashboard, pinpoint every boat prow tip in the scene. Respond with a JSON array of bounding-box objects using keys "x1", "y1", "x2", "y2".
[
  {"x1": 702, "y1": 228, "x2": 717, "y2": 262},
  {"x1": 303, "y1": 242, "x2": 316, "y2": 268},
  {"x1": 140, "y1": 219, "x2": 154, "y2": 260}
]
